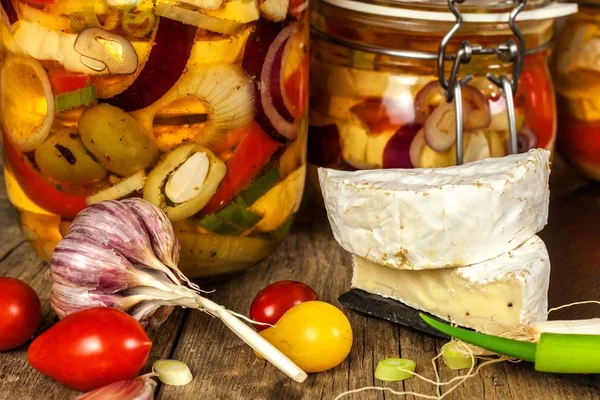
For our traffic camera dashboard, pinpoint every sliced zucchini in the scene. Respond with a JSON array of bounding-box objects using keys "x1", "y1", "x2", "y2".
[{"x1": 144, "y1": 143, "x2": 226, "y2": 222}]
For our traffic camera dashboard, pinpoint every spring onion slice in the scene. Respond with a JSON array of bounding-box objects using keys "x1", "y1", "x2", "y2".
[
  {"x1": 375, "y1": 358, "x2": 416, "y2": 382},
  {"x1": 441, "y1": 341, "x2": 475, "y2": 370},
  {"x1": 55, "y1": 86, "x2": 98, "y2": 112},
  {"x1": 153, "y1": 359, "x2": 193, "y2": 386}
]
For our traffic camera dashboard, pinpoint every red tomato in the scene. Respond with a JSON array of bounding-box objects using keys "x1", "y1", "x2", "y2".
[
  {"x1": 250, "y1": 280, "x2": 317, "y2": 331},
  {"x1": 28, "y1": 307, "x2": 152, "y2": 391},
  {"x1": 0, "y1": 277, "x2": 41, "y2": 351}
]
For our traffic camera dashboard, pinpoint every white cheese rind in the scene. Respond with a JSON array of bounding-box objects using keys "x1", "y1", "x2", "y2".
[
  {"x1": 351, "y1": 235, "x2": 550, "y2": 333},
  {"x1": 319, "y1": 149, "x2": 550, "y2": 270}
]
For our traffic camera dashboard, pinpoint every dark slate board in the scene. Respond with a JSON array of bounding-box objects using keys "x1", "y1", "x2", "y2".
[
  {"x1": 338, "y1": 289, "x2": 449, "y2": 339},
  {"x1": 339, "y1": 289, "x2": 600, "y2": 390}
]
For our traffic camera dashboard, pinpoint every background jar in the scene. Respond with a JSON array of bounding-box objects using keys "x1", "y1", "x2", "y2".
[
  {"x1": 307, "y1": 0, "x2": 576, "y2": 198},
  {"x1": 551, "y1": 2, "x2": 600, "y2": 181},
  {"x1": 0, "y1": 0, "x2": 309, "y2": 278}
]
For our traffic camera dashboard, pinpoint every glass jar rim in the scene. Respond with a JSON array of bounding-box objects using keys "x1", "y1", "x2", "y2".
[{"x1": 318, "y1": 0, "x2": 577, "y2": 23}]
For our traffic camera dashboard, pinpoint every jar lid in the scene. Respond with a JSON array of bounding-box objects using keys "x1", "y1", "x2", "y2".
[{"x1": 320, "y1": 0, "x2": 578, "y2": 22}]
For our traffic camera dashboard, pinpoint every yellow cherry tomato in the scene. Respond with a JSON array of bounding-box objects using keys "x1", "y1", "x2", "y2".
[{"x1": 257, "y1": 301, "x2": 353, "y2": 373}]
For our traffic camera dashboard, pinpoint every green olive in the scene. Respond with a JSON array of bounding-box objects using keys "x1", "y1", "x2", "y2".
[
  {"x1": 79, "y1": 103, "x2": 160, "y2": 177},
  {"x1": 34, "y1": 129, "x2": 107, "y2": 183}
]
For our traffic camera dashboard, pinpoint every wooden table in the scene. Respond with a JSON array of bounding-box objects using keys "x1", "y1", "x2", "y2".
[{"x1": 0, "y1": 155, "x2": 599, "y2": 400}]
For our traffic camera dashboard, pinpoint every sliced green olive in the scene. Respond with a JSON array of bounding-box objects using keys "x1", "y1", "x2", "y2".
[
  {"x1": 34, "y1": 129, "x2": 107, "y2": 183},
  {"x1": 79, "y1": 103, "x2": 159, "y2": 177},
  {"x1": 144, "y1": 143, "x2": 226, "y2": 222}
]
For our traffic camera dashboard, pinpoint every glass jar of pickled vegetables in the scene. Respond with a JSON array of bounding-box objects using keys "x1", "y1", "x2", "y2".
[
  {"x1": 0, "y1": 0, "x2": 309, "y2": 278},
  {"x1": 551, "y1": 2, "x2": 600, "y2": 180},
  {"x1": 307, "y1": 0, "x2": 577, "y2": 197}
]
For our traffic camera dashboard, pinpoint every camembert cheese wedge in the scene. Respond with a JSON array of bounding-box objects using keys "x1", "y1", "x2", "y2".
[
  {"x1": 319, "y1": 149, "x2": 550, "y2": 270},
  {"x1": 351, "y1": 235, "x2": 550, "y2": 332}
]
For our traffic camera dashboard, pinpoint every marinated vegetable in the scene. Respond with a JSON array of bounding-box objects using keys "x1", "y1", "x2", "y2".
[
  {"x1": 79, "y1": 103, "x2": 159, "y2": 176},
  {"x1": 0, "y1": 54, "x2": 54, "y2": 152},
  {"x1": 144, "y1": 144, "x2": 226, "y2": 222},
  {"x1": 0, "y1": 0, "x2": 308, "y2": 277},
  {"x1": 34, "y1": 129, "x2": 107, "y2": 183}
]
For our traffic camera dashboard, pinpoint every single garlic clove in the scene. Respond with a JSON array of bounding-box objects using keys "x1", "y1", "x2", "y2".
[
  {"x1": 153, "y1": 359, "x2": 193, "y2": 386},
  {"x1": 165, "y1": 152, "x2": 210, "y2": 204},
  {"x1": 75, "y1": 374, "x2": 157, "y2": 400}
]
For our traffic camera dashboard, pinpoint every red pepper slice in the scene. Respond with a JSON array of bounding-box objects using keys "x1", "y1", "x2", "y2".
[
  {"x1": 518, "y1": 52, "x2": 556, "y2": 150},
  {"x1": 201, "y1": 123, "x2": 282, "y2": 215},
  {"x1": 2, "y1": 133, "x2": 87, "y2": 219},
  {"x1": 284, "y1": 54, "x2": 309, "y2": 119},
  {"x1": 48, "y1": 69, "x2": 91, "y2": 95},
  {"x1": 557, "y1": 117, "x2": 600, "y2": 178}
]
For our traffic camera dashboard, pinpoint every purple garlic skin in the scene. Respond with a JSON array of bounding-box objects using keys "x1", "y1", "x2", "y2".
[
  {"x1": 50, "y1": 284, "x2": 128, "y2": 319},
  {"x1": 122, "y1": 198, "x2": 180, "y2": 270},
  {"x1": 68, "y1": 200, "x2": 180, "y2": 284},
  {"x1": 50, "y1": 233, "x2": 145, "y2": 293},
  {"x1": 75, "y1": 374, "x2": 157, "y2": 400}
]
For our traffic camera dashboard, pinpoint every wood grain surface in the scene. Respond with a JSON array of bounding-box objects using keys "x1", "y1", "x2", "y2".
[{"x1": 0, "y1": 153, "x2": 599, "y2": 400}]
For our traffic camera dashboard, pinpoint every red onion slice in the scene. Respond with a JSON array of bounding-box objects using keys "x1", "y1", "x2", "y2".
[
  {"x1": 409, "y1": 128, "x2": 425, "y2": 168},
  {"x1": 307, "y1": 124, "x2": 341, "y2": 166},
  {"x1": 105, "y1": 18, "x2": 196, "y2": 112},
  {"x1": 260, "y1": 25, "x2": 296, "y2": 140},
  {"x1": 243, "y1": 19, "x2": 297, "y2": 142},
  {"x1": 1, "y1": 0, "x2": 17, "y2": 25},
  {"x1": 462, "y1": 85, "x2": 491, "y2": 130},
  {"x1": 424, "y1": 101, "x2": 463, "y2": 152},
  {"x1": 382, "y1": 122, "x2": 421, "y2": 169},
  {"x1": 506, "y1": 126, "x2": 538, "y2": 154},
  {"x1": 414, "y1": 81, "x2": 445, "y2": 124}
]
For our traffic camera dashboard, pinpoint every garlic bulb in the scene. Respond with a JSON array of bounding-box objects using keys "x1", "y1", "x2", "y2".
[
  {"x1": 121, "y1": 198, "x2": 201, "y2": 292},
  {"x1": 48, "y1": 198, "x2": 307, "y2": 383},
  {"x1": 68, "y1": 200, "x2": 182, "y2": 286}
]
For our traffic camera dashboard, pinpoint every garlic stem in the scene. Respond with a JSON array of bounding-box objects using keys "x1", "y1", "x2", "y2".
[{"x1": 195, "y1": 295, "x2": 307, "y2": 383}]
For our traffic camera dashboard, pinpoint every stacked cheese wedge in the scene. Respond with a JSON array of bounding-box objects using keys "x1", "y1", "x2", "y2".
[{"x1": 319, "y1": 149, "x2": 552, "y2": 333}]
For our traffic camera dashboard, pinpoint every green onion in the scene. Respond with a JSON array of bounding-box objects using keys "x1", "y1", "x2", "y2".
[
  {"x1": 55, "y1": 86, "x2": 97, "y2": 112},
  {"x1": 375, "y1": 358, "x2": 416, "y2": 382},
  {"x1": 441, "y1": 341, "x2": 475, "y2": 370}
]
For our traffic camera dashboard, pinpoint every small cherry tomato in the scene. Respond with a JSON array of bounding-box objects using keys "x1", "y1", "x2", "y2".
[
  {"x1": 258, "y1": 301, "x2": 353, "y2": 373},
  {"x1": 28, "y1": 307, "x2": 152, "y2": 391},
  {"x1": 0, "y1": 277, "x2": 41, "y2": 351},
  {"x1": 250, "y1": 280, "x2": 317, "y2": 331}
]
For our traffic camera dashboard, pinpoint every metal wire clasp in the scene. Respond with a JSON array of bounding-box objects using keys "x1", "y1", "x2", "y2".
[{"x1": 437, "y1": 0, "x2": 527, "y2": 165}]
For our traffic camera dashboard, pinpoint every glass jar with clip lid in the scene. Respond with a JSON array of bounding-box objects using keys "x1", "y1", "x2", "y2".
[
  {"x1": 307, "y1": 0, "x2": 578, "y2": 197},
  {"x1": 551, "y1": 1, "x2": 600, "y2": 181}
]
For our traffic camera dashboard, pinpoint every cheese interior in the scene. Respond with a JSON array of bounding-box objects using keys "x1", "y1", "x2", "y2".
[
  {"x1": 353, "y1": 257, "x2": 524, "y2": 332},
  {"x1": 351, "y1": 235, "x2": 550, "y2": 333}
]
